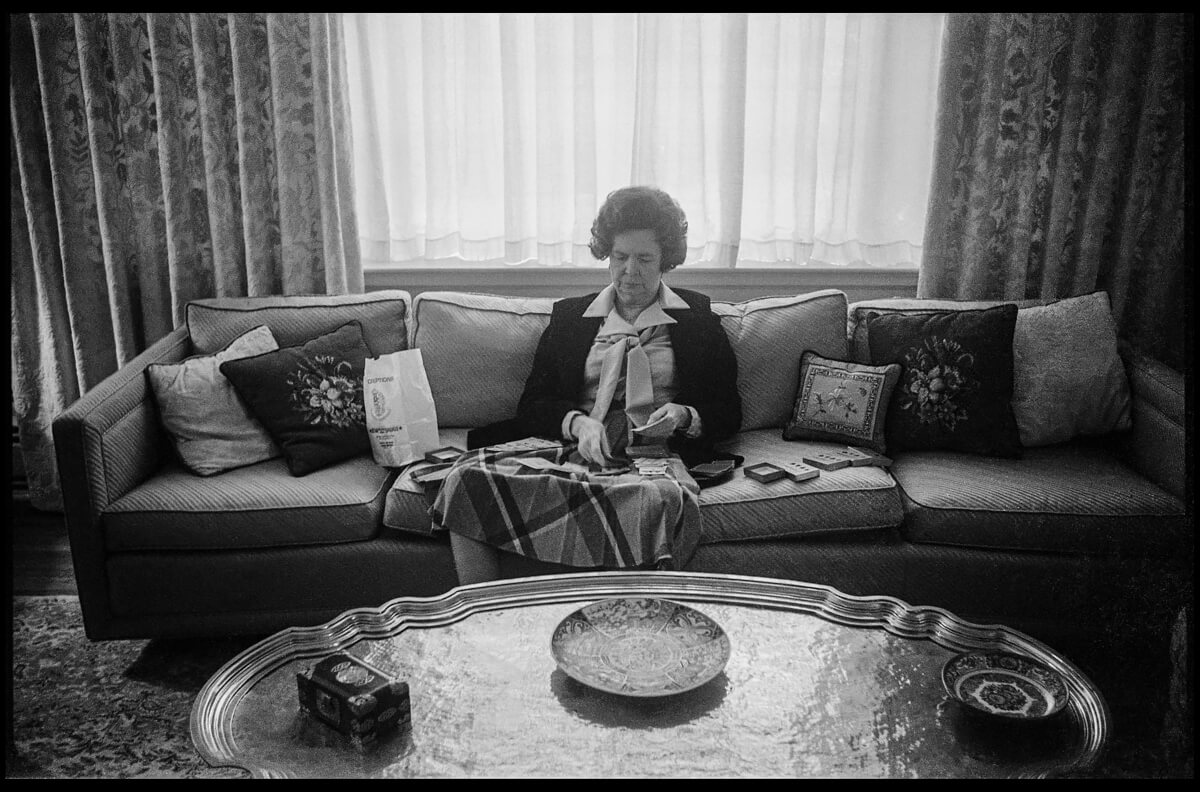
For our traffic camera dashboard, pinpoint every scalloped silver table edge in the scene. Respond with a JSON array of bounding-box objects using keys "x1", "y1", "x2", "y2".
[{"x1": 189, "y1": 571, "x2": 1110, "y2": 778}]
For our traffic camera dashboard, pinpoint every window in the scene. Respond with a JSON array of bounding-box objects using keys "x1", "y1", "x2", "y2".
[{"x1": 343, "y1": 13, "x2": 944, "y2": 270}]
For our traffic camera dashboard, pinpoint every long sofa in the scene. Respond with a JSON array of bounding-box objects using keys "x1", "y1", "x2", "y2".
[{"x1": 53, "y1": 288, "x2": 1190, "y2": 648}]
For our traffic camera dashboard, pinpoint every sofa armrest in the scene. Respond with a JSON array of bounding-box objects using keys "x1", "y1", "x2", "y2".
[
  {"x1": 51, "y1": 326, "x2": 191, "y2": 637},
  {"x1": 1117, "y1": 342, "x2": 1185, "y2": 499}
]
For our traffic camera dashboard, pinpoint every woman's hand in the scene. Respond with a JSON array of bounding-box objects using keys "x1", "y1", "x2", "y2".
[
  {"x1": 634, "y1": 403, "x2": 692, "y2": 442},
  {"x1": 571, "y1": 414, "x2": 613, "y2": 466}
]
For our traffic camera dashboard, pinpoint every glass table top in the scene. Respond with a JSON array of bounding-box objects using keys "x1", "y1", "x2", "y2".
[{"x1": 190, "y1": 571, "x2": 1109, "y2": 778}]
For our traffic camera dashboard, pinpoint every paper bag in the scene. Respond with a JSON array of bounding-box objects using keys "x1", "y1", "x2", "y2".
[{"x1": 364, "y1": 349, "x2": 440, "y2": 467}]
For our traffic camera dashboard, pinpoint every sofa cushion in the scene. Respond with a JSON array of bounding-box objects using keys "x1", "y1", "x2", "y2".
[
  {"x1": 383, "y1": 428, "x2": 902, "y2": 541},
  {"x1": 891, "y1": 443, "x2": 1186, "y2": 558},
  {"x1": 783, "y1": 351, "x2": 902, "y2": 454},
  {"x1": 864, "y1": 305, "x2": 1023, "y2": 458},
  {"x1": 698, "y1": 429, "x2": 903, "y2": 543},
  {"x1": 146, "y1": 324, "x2": 281, "y2": 476},
  {"x1": 383, "y1": 428, "x2": 471, "y2": 535},
  {"x1": 187, "y1": 290, "x2": 411, "y2": 357},
  {"x1": 221, "y1": 321, "x2": 372, "y2": 476},
  {"x1": 103, "y1": 455, "x2": 394, "y2": 552},
  {"x1": 412, "y1": 292, "x2": 555, "y2": 428},
  {"x1": 713, "y1": 290, "x2": 849, "y2": 431}
]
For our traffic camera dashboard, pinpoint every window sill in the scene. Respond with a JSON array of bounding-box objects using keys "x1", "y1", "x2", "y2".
[{"x1": 363, "y1": 265, "x2": 918, "y2": 303}]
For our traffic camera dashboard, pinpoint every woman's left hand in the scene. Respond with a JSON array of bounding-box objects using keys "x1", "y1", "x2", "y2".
[{"x1": 634, "y1": 403, "x2": 691, "y2": 442}]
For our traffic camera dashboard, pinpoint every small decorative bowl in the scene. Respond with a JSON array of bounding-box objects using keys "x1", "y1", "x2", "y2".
[{"x1": 942, "y1": 651, "x2": 1070, "y2": 720}]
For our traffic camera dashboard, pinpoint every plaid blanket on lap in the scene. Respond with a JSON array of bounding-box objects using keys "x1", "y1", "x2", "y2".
[{"x1": 431, "y1": 444, "x2": 701, "y2": 569}]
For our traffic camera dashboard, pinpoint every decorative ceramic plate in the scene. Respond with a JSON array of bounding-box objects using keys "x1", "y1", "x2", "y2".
[
  {"x1": 942, "y1": 651, "x2": 1070, "y2": 720},
  {"x1": 550, "y1": 598, "x2": 731, "y2": 697}
]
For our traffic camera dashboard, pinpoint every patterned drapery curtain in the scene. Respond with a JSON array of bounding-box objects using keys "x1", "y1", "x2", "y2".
[
  {"x1": 919, "y1": 13, "x2": 1187, "y2": 370},
  {"x1": 10, "y1": 12, "x2": 362, "y2": 512}
]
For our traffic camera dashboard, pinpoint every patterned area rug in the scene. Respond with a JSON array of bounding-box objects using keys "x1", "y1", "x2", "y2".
[{"x1": 9, "y1": 596, "x2": 261, "y2": 779}]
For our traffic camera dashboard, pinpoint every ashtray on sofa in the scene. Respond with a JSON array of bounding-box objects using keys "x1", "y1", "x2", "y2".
[
  {"x1": 941, "y1": 651, "x2": 1069, "y2": 720},
  {"x1": 550, "y1": 598, "x2": 731, "y2": 697}
]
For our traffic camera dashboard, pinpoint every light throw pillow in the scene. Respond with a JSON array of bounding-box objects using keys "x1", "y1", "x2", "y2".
[
  {"x1": 1011, "y1": 291, "x2": 1131, "y2": 446},
  {"x1": 865, "y1": 305, "x2": 1023, "y2": 458},
  {"x1": 783, "y1": 351, "x2": 902, "y2": 454},
  {"x1": 712, "y1": 289, "x2": 850, "y2": 431},
  {"x1": 147, "y1": 325, "x2": 281, "y2": 476},
  {"x1": 220, "y1": 321, "x2": 373, "y2": 476}
]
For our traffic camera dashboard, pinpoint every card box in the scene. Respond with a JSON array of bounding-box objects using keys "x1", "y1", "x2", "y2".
[
  {"x1": 744, "y1": 462, "x2": 787, "y2": 483},
  {"x1": 424, "y1": 446, "x2": 465, "y2": 465},
  {"x1": 296, "y1": 653, "x2": 411, "y2": 753},
  {"x1": 802, "y1": 451, "x2": 853, "y2": 471},
  {"x1": 844, "y1": 446, "x2": 893, "y2": 467},
  {"x1": 780, "y1": 461, "x2": 820, "y2": 482},
  {"x1": 689, "y1": 459, "x2": 735, "y2": 488}
]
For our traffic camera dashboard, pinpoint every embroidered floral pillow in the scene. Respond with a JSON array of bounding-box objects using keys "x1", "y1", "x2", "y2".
[
  {"x1": 783, "y1": 352, "x2": 902, "y2": 454},
  {"x1": 864, "y1": 305, "x2": 1023, "y2": 458},
  {"x1": 220, "y1": 321, "x2": 372, "y2": 476}
]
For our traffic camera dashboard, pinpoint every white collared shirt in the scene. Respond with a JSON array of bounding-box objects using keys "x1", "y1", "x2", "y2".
[{"x1": 562, "y1": 284, "x2": 702, "y2": 441}]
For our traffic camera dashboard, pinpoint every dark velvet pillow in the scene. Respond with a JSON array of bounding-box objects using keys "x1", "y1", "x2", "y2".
[
  {"x1": 864, "y1": 305, "x2": 1022, "y2": 457},
  {"x1": 220, "y1": 321, "x2": 372, "y2": 476}
]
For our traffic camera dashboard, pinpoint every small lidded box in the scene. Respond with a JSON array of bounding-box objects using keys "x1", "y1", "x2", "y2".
[{"x1": 296, "y1": 653, "x2": 411, "y2": 752}]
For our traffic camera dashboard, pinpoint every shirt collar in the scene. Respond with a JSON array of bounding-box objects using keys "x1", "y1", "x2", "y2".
[{"x1": 583, "y1": 283, "x2": 689, "y2": 328}]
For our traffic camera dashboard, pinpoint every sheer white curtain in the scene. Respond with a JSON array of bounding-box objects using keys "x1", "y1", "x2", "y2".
[{"x1": 344, "y1": 12, "x2": 943, "y2": 268}]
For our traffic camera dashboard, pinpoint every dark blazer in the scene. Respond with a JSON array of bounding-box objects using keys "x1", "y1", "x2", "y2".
[{"x1": 469, "y1": 287, "x2": 742, "y2": 467}]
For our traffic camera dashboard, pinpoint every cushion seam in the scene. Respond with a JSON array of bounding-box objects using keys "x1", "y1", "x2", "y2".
[
  {"x1": 106, "y1": 533, "x2": 380, "y2": 553},
  {"x1": 698, "y1": 522, "x2": 900, "y2": 543},
  {"x1": 699, "y1": 482, "x2": 896, "y2": 505},
  {"x1": 899, "y1": 495, "x2": 1183, "y2": 518},
  {"x1": 903, "y1": 535, "x2": 1177, "y2": 559}
]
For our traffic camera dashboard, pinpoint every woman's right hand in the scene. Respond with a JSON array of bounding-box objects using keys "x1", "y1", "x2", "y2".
[{"x1": 571, "y1": 414, "x2": 612, "y2": 466}]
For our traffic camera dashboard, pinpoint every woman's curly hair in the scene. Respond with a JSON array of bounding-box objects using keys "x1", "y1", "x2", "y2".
[{"x1": 589, "y1": 186, "x2": 689, "y2": 272}]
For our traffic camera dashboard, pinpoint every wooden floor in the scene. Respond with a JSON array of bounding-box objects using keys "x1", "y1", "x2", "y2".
[
  {"x1": 11, "y1": 497, "x2": 77, "y2": 596},
  {"x1": 8, "y1": 495, "x2": 1191, "y2": 777}
]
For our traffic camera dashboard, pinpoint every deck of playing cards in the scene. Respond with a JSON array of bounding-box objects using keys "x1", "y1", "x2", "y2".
[
  {"x1": 802, "y1": 451, "x2": 853, "y2": 471},
  {"x1": 515, "y1": 456, "x2": 560, "y2": 471},
  {"x1": 804, "y1": 446, "x2": 892, "y2": 470},
  {"x1": 633, "y1": 458, "x2": 671, "y2": 478},
  {"x1": 486, "y1": 437, "x2": 563, "y2": 453},
  {"x1": 425, "y1": 446, "x2": 466, "y2": 465},
  {"x1": 627, "y1": 443, "x2": 670, "y2": 458},
  {"x1": 779, "y1": 461, "x2": 820, "y2": 482},
  {"x1": 842, "y1": 446, "x2": 893, "y2": 467}
]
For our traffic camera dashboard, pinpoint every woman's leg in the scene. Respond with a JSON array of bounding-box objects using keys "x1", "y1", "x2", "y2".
[{"x1": 449, "y1": 531, "x2": 502, "y2": 585}]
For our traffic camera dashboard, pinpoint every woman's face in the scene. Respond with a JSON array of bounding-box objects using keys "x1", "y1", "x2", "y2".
[{"x1": 609, "y1": 229, "x2": 664, "y2": 314}]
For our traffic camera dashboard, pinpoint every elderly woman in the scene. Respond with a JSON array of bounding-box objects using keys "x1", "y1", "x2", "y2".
[{"x1": 449, "y1": 185, "x2": 742, "y2": 582}]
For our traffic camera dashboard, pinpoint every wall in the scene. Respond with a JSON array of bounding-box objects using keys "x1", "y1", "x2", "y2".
[{"x1": 364, "y1": 266, "x2": 919, "y2": 304}]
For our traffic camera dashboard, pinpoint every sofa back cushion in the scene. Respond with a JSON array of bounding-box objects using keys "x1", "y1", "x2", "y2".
[
  {"x1": 713, "y1": 289, "x2": 849, "y2": 430},
  {"x1": 187, "y1": 291, "x2": 411, "y2": 357},
  {"x1": 415, "y1": 289, "x2": 850, "y2": 431},
  {"x1": 412, "y1": 292, "x2": 556, "y2": 427}
]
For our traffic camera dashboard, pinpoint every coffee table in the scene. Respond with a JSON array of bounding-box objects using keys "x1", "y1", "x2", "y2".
[{"x1": 190, "y1": 571, "x2": 1109, "y2": 778}]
